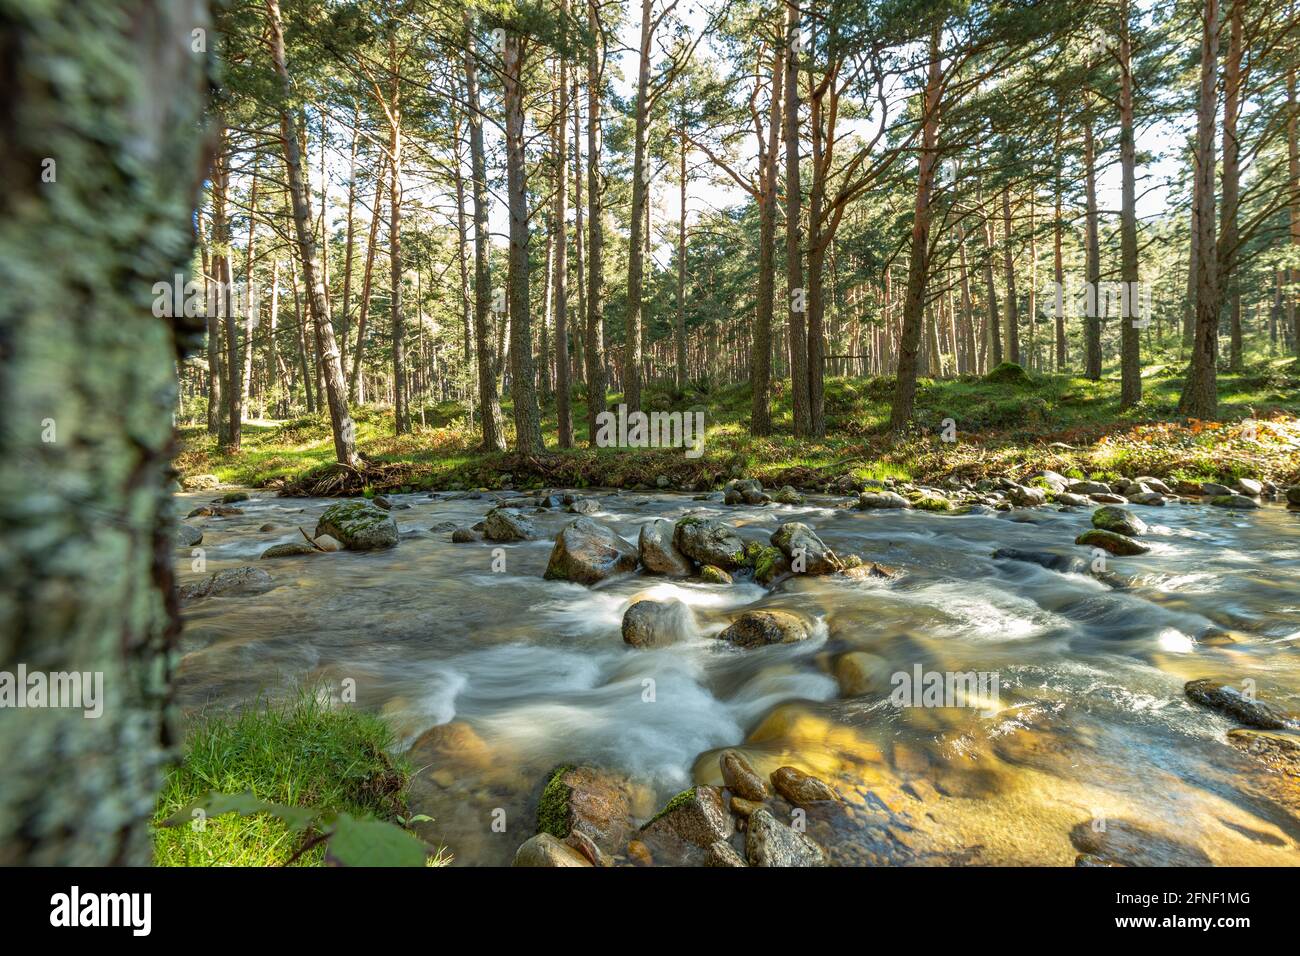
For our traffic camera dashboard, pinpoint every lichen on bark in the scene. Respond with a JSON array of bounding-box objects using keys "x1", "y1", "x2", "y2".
[{"x1": 0, "y1": 0, "x2": 213, "y2": 864}]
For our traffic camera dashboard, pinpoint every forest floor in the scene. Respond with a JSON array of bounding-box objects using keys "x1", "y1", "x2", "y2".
[{"x1": 175, "y1": 353, "x2": 1300, "y2": 496}]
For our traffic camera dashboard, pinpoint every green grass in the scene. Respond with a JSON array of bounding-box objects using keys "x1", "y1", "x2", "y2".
[
  {"x1": 152, "y1": 691, "x2": 443, "y2": 867},
  {"x1": 176, "y1": 353, "x2": 1300, "y2": 494}
]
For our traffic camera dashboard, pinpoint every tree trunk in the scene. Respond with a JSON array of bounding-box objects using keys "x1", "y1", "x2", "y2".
[
  {"x1": 585, "y1": 0, "x2": 609, "y2": 445},
  {"x1": 463, "y1": 15, "x2": 507, "y2": 451},
  {"x1": 1001, "y1": 186, "x2": 1020, "y2": 366},
  {"x1": 753, "y1": 43, "x2": 785, "y2": 436},
  {"x1": 0, "y1": 0, "x2": 210, "y2": 865},
  {"x1": 1083, "y1": 103, "x2": 1102, "y2": 380},
  {"x1": 388, "y1": 33, "x2": 408, "y2": 435},
  {"x1": 1178, "y1": 0, "x2": 1221, "y2": 417},
  {"x1": 266, "y1": 0, "x2": 359, "y2": 467},
  {"x1": 889, "y1": 25, "x2": 942, "y2": 429},
  {"x1": 1118, "y1": 0, "x2": 1142, "y2": 405},
  {"x1": 676, "y1": 112, "x2": 689, "y2": 389},
  {"x1": 784, "y1": 1, "x2": 811, "y2": 436},
  {"x1": 503, "y1": 30, "x2": 544, "y2": 453},
  {"x1": 554, "y1": 14, "x2": 574, "y2": 448},
  {"x1": 624, "y1": 0, "x2": 654, "y2": 414}
]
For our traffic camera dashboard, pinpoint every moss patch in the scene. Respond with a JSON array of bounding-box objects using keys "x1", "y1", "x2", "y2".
[{"x1": 536, "y1": 764, "x2": 576, "y2": 838}]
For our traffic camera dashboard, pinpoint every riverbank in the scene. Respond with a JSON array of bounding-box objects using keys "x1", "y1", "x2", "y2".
[{"x1": 175, "y1": 360, "x2": 1300, "y2": 498}]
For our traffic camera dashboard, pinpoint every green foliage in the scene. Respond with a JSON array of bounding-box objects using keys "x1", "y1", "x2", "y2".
[{"x1": 152, "y1": 691, "x2": 446, "y2": 867}]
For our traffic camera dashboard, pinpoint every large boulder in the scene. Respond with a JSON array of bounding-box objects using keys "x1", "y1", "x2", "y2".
[
  {"x1": 673, "y1": 517, "x2": 746, "y2": 569},
  {"x1": 1185, "y1": 679, "x2": 1299, "y2": 731},
  {"x1": 637, "y1": 519, "x2": 693, "y2": 576},
  {"x1": 178, "y1": 566, "x2": 273, "y2": 602},
  {"x1": 1075, "y1": 529, "x2": 1149, "y2": 556},
  {"x1": 1092, "y1": 506, "x2": 1147, "y2": 537},
  {"x1": 745, "y1": 809, "x2": 828, "y2": 867},
  {"x1": 483, "y1": 507, "x2": 537, "y2": 542},
  {"x1": 314, "y1": 501, "x2": 399, "y2": 551},
  {"x1": 622, "y1": 598, "x2": 696, "y2": 648},
  {"x1": 718, "y1": 609, "x2": 815, "y2": 648},
  {"x1": 770, "y1": 522, "x2": 837, "y2": 575},
  {"x1": 544, "y1": 518, "x2": 638, "y2": 584},
  {"x1": 536, "y1": 764, "x2": 636, "y2": 857}
]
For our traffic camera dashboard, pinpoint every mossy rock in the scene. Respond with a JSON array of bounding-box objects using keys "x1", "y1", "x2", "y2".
[
  {"x1": 982, "y1": 361, "x2": 1032, "y2": 385},
  {"x1": 314, "y1": 500, "x2": 399, "y2": 551},
  {"x1": 1075, "y1": 528, "x2": 1148, "y2": 556}
]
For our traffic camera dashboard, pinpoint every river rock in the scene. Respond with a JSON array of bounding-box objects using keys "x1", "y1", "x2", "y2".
[
  {"x1": 544, "y1": 517, "x2": 639, "y2": 584},
  {"x1": 673, "y1": 517, "x2": 746, "y2": 569},
  {"x1": 622, "y1": 598, "x2": 695, "y2": 648},
  {"x1": 993, "y1": 547, "x2": 1090, "y2": 575},
  {"x1": 1287, "y1": 486, "x2": 1300, "y2": 506},
  {"x1": 719, "y1": 749, "x2": 768, "y2": 800},
  {"x1": 834, "y1": 651, "x2": 889, "y2": 696},
  {"x1": 1126, "y1": 490, "x2": 1166, "y2": 506},
  {"x1": 537, "y1": 764, "x2": 636, "y2": 857},
  {"x1": 1068, "y1": 479, "x2": 1113, "y2": 495},
  {"x1": 483, "y1": 507, "x2": 536, "y2": 542},
  {"x1": 718, "y1": 609, "x2": 815, "y2": 648},
  {"x1": 1007, "y1": 485, "x2": 1048, "y2": 507},
  {"x1": 1056, "y1": 492, "x2": 1091, "y2": 507},
  {"x1": 410, "y1": 720, "x2": 494, "y2": 770},
  {"x1": 857, "y1": 491, "x2": 911, "y2": 509},
  {"x1": 699, "y1": 565, "x2": 733, "y2": 584},
  {"x1": 770, "y1": 521, "x2": 837, "y2": 575},
  {"x1": 1227, "y1": 729, "x2": 1300, "y2": 775},
  {"x1": 511, "y1": 833, "x2": 592, "y2": 867},
  {"x1": 745, "y1": 808, "x2": 828, "y2": 867},
  {"x1": 182, "y1": 473, "x2": 221, "y2": 491},
  {"x1": 313, "y1": 534, "x2": 343, "y2": 552},
  {"x1": 773, "y1": 485, "x2": 804, "y2": 505},
  {"x1": 568, "y1": 497, "x2": 601, "y2": 515},
  {"x1": 175, "y1": 524, "x2": 203, "y2": 548},
  {"x1": 724, "y1": 478, "x2": 766, "y2": 505},
  {"x1": 1184, "y1": 679, "x2": 1299, "y2": 730},
  {"x1": 637, "y1": 519, "x2": 693, "y2": 576},
  {"x1": 179, "y1": 566, "x2": 273, "y2": 602},
  {"x1": 260, "y1": 541, "x2": 318, "y2": 559},
  {"x1": 220, "y1": 491, "x2": 249, "y2": 503},
  {"x1": 1069, "y1": 818, "x2": 1212, "y2": 867},
  {"x1": 450, "y1": 527, "x2": 481, "y2": 543},
  {"x1": 1075, "y1": 529, "x2": 1148, "y2": 556},
  {"x1": 1092, "y1": 506, "x2": 1147, "y2": 537},
  {"x1": 187, "y1": 505, "x2": 242, "y2": 518},
  {"x1": 314, "y1": 501, "x2": 399, "y2": 551},
  {"x1": 1089, "y1": 492, "x2": 1128, "y2": 504},
  {"x1": 1235, "y1": 478, "x2": 1263, "y2": 497},
  {"x1": 640, "y1": 785, "x2": 734, "y2": 848},
  {"x1": 770, "y1": 766, "x2": 839, "y2": 805},
  {"x1": 1210, "y1": 494, "x2": 1259, "y2": 509},
  {"x1": 1201, "y1": 481, "x2": 1233, "y2": 497},
  {"x1": 705, "y1": 840, "x2": 748, "y2": 867}
]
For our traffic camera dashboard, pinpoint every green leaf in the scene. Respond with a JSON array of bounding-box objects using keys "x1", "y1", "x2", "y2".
[
  {"x1": 323, "y1": 812, "x2": 430, "y2": 867},
  {"x1": 162, "y1": 790, "x2": 317, "y2": 833}
]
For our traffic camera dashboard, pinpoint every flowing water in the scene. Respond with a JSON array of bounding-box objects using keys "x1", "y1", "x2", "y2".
[{"x1": 173, "y1": 488, "x2": 1300, "y2": 866}]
